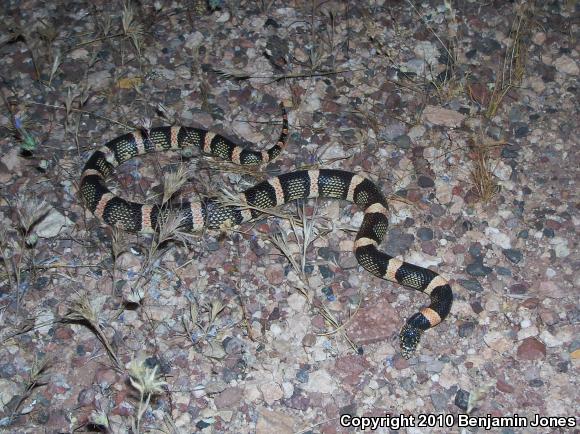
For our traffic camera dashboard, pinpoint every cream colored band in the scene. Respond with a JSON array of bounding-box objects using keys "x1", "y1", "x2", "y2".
[
  {"x1": 133, "y1": 130, "x2": 146, "y2": 155},
  {"x1": 424, "y1": 275, "x2": 448, "y2": 295},
  {"x1": 94, "y1": 193, "x2": 115, "y2": 218},
  {"x1": 203, "y1": 132, "x2": 215, "y2": 153},
  {"x1": 365, "y1": 202, "x2": 388, "y2": 217},
  {"x1": 421, "y1": 307, "x2": 442, "y2": 326},
  {"x1": 141, "y1": 205, "x2": 154, "y2": 231},
  {"x1": 268, "y1": 177, "x2": 285, "y2": 205},
  {"x1": 346, "y1": 175, "x2": 365, "y2": 202},
  {"x1": 384, "y1": 258, "x2": 404, "y2": 281},
  {"x1": 354, "y1": 237, "x2": 378, "y2": 249},
  {"x1": 308, "y1": 170, "x2": 319, "y2": 198}
]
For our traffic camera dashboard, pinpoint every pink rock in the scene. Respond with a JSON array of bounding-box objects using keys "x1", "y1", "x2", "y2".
[
  {"x1": 345, "y1": 294, "x2": 400, "y2": 346},
  {"x1": 332, "y1": 355, "x2": 369, "y2": 385},
  {"x1": 538, "y1": 280, "x2": 568, "y2": 298},
  {"x1": 94, "y1": 368, "x2": 119, "y2": 388},
  {"x1": 517, "y1": 337, "x2": 546, "y2": 360},
  {"x1": 496, "y1": 378, "x2": 515, "y2": 393},
  {"x1": 214, "y1": 386, "x2": 244, "y2": 409},
  {"x1": 264, "y1": 263, "x2": 285, "y2": 285},
  {"x1": 422, "y1": 105, "x2": 465, "y2": 128}
]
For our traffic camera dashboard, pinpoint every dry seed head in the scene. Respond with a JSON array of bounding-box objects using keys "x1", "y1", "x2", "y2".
[
  {"x1": 15, "y1": 196, "x2": 49, "y2": 233},
  {"x1": 128, "y1": 359, "x2": 167, "y2": 396},
  {"x1": 162, "y1": 165, "x2": 190, "y2": 204},
  {"x1": 89, "y1": 410, "x2": 110, "y2": 429}
]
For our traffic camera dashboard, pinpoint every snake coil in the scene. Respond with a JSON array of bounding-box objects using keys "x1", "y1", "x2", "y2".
[{"x1": 80, "y1": 103, "x2": 453, "y2": 358}]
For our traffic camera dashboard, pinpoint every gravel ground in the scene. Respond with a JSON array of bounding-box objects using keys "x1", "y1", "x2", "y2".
[{"x1": 0, "y1": 1, "x2": 578, "y2": 433}]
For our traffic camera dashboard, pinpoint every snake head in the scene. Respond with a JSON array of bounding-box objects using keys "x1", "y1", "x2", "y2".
[{"x1": 399, "y1": 324, "x2": 422, "y2": 359}]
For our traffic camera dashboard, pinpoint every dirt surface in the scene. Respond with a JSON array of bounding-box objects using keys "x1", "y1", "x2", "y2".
[{"x1": 0, "y1": 1, "x2": 578, "y2": 433}]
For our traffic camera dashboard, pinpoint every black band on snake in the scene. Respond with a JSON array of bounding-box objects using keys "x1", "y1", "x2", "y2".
[{"x1": 79, "y1": 103, "x2": 453, "y2": 358}]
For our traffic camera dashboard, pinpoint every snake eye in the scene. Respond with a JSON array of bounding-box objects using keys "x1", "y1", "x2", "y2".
[{"x1": 399, "y1": 324, "x2": 422, "y2": 359}]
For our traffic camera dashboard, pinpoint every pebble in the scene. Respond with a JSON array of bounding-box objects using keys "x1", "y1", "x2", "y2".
[
  {"x1": 517, "y1": 325, "x2": 539, "y2": 341},
  {"x1": 303, "y1": 369, "x2": 336, "y2": 394},
  {"x1": 503, "y1": 249, "x2": 523, "y2": 264},
  {"x1": 418, "y1": 175, "x2": 435, "y2": 188},
  {"x1": 35, "y1": 208, "x2": 74, "y2": 238},
  {"x1": 496, "y1": 378, "x2": 515, "y2": 394},
  {"x1": 532, "y1": 32, "x2": 546, "y2": 45},
  {"x1": 430, "y1": 392, "x2": 448, "y2": 412},
  {"x1": 496, "y1": 267, "x2": 512, "y2": 276},
  {"x1": 422, "y1": 105, "x2": 465, "y2": 127},
  {"x1": 538, "y1": 280, "x2": 567, "y2": 298},
  {"x1": 468, "y1": 243, "x2": 482, "y2": 258},
  {"x1": 454, "y1": 389, "x2": 470, "y2": 411},
  {"x1": 417, "y1": 227, "x2": 434, "y2": 241},
  {"x1": 543, "y1": 227, "x2": 555, "y2": 238},
  {"x1": 474, "y1": 37, "x2": 502, "y2": 55},
  {"x1": 458, "y1": 321, "x2": 476, "y2": 337},
  {"x1": 318, "y1": 247, "x2": 339, "y2": 262},
  {"x1": 0, "y1": 379, "x2": 19, "y2": 413},
  {"x1": 77, "y1": 388, "x2": 96, "y2": 406},
  {"x1": 386, "y1": 228, "x2": 415, "y2": 256},
  {"x1": 213, "y1": 387, "x2": 243, "y2": 409},
  {"x1": 551, "y1": 237, "x2": 570, "y2": 258},
  {"x1": 222, "y1": 336, "x2": 244, "y2": 354},
  {"x1": 465, "y1": 261, "x2": 492, "y2": 277},
  {"x1": 379, "y1": 120, "x2": 407, "y2": 141},
  {"x1": 295, "y1": 368, "x2": 309, "y2": 383},
  {"x1": 319, "y1": 266, "x2": 333, "y2": 279},
  {"x1": 483, "y1": 331, "x2": 512, "y2": 353},
  {"x1": 459, "y1": 279, "x2": 484, "y2": 293},
  {"x1": 408, "y1": 125, "x2": 426, "y2": 139},
  {"x1": 512, "y1": 122, "x2": 529, "y2": 138},
  {"x1": 553, "y1": 55, "x2": 579, "y2": 75},
  {"x1": 284, "y1": 387, "x2": 311, "y2": 411},
  {"x1": 287, "y1": 293, "x2": 306, "y2": 311},
  {"x1": 487, "y1": 126, "x2": 503, "y2": 141},
  {"x1": 393, "y1": 134, "x2": 412, "y2": 149},
  {"x1": 484, "y1": 227, "x2": 511, "y2": 249},
  {"x1": 413, "y1": 40, "x2": 440, "y2": 64},
  {"x1": 493, "y1": 161, "x2": 513, "y2": 181},
  {"x1": 502, "y1": 145, "x2": 519, "y2": 158},
  {"x1": 260, "y1": 383, "x2": 283, "y2": 405},
  {"x1": 509, "y1": 283, "x2": 528, "y2": 295},
  {"x1": 256, "y1": 408, "x2": 295, "y2": 434},
  {"x1": 0, "y1": 363, "x2": 16, "y2": 379},
  {"x1": 516, "y1": 337, "x2": 546, "y2": 360},
  {"x1": 345, "y1": 296, "x2": 400, "y2": 345}
]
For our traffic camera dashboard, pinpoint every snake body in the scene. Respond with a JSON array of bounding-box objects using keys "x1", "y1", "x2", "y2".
[{"x1": 79, "y1": 104, "x2": 453, "y2": 358}]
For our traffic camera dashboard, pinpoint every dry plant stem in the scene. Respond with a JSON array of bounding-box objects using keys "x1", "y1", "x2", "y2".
[
  {"x1": 485, "y1": 5, "x2": 528, "y2": 117},
  {"x1": 6, "y1": 357, "x2": 51, "y2": 426},
  {"x1": 218, "y1": 190, "x2": 301, "y2": 227},
  {"x1": 268, "y1": 202, "x2": 361, "y2": 353},
  {"x1": 133, "y1": 389, "x2": 152, "y2": 433},
  {"x1": 213, "y1": 67, "x2": 365, "y2": 83},
  {"x1": 25, "y1": 101, "x2": 131, "y2": 128},
  {"x1": 64, "y1": 296, "x2": 122, "y2": 371},
  {"x1": 470, "y1": 145, "x2": 500, "y2": 203}
]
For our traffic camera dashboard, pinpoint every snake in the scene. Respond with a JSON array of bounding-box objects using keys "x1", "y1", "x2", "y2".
[{"x1": 79, "y1": 103, "x2": 453, "y2": 358}]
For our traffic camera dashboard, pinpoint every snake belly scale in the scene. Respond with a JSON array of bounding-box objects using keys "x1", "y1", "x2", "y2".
[{"x1": 79, "y1": 103, "x2": 453, "y2": 358}]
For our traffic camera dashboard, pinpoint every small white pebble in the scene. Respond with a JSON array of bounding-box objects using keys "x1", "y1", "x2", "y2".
[
  {"x1": 431, "y1": 374, "x2": 439, "y2": 382},
  {"x1": 520, "y1": 319, "x2": 532, "y2": 328},
  {"x1": 270, "y1": 323, "x2": 282, "y2": 336}
]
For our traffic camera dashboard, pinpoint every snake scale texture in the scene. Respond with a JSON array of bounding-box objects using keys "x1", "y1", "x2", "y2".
[{"x1": 79, "y1": 102, "x2": 453, "y2": 358}]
